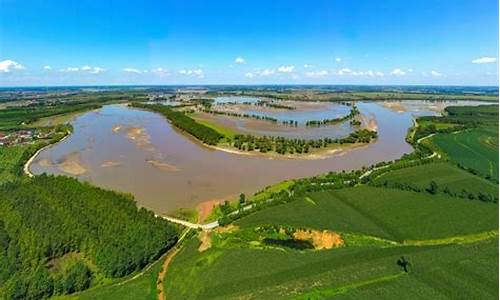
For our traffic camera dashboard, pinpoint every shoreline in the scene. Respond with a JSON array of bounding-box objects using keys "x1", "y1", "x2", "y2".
[
  {"x1": 206, "y1": 142, "x2": 371, "y2": 160},
  {"x1": 23, "y1": 130, "x2": 72, "y2": 178}
]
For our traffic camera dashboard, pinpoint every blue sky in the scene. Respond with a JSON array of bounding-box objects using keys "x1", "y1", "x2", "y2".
[{"x1": 0, "y1": 0, "x2": 498, "y2": 86}]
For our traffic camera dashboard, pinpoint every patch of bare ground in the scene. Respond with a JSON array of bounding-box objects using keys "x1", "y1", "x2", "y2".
[
  {"x1": 196, "y1": 199, "x2": 224, "y2": 223},
  {"x1": 157, "y1": 248, "x2": 179, "y2": 300},
  {"x1": 293, "y1": 229, "x2": 344, "y2": 250},
  {"x1": 198, "y1": 231, "x2": 212, "y2": 252},
  {"x1": 215, "y1": 224, "x2": 238, "y2": 234}
]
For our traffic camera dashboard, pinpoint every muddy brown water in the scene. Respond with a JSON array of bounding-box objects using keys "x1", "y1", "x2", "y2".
[{"x1": 30, "y1": 101, "x2": 487, "y2": 214}]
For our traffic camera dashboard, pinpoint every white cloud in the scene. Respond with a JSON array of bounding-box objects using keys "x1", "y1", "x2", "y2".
[
  {"x1": 0, "y1": 60, "x2": 25, "y2": 72},
  {"x1": 303, "y1": 64, "x2": 313, "y2": 68},
  {"x1": 123, "y1": 68, "x2": 142, "y2": 74},
  {"x1": 260, "y1": 69, "x2": 275, "y2": 76},
  {"x1": 337, "y1": 68, "x2": 352, "y2": 75},
  {"x1": 407, "y1": 68, "x2": 413, "y2": 73},
  {"x1": 61, "y1": 67, "x2": 80, "y2": 72},
  {"x1": 89, "y1": 67, "x2": 105, "y2": 74},
  {"x1": 430, "y1": 70, "x2": 442, "y2": 77},
  {"x1": 375, "y1": 71, "x2": 384, "y2": 77},
  {"x1": 43, "y1": 65, "x2": 52, "y2": 70},
  {"x1": 391, "y1": 68, "x2": 406, "y2": 76},
  {"x1": 277, "y1": 65, "x2": 295, "y2": 73},
  {"x1": 151, "y1": 67, "x2": 169, "y2": 75},
  {"x1": 245, "y1": 72, "x2": 255, "y2": 79},
  {"x1": 235, "y1": 57, "x2": 246, "y2": 64},
  {"x1": 305, "y1": 70, "x2": 329, "y2": 77},
  {"x1": 335, "y1": 57, "x2": 342, "y2": 63},
  {"x1": 472, "y1": 56, "x2": 497, "y2": 64},
  {"x1": 178, "y1": 68, "x2": 204, "y2": 78},
  {"x1": 81, "y1": 65, "x2": 92, "y2": 71}
]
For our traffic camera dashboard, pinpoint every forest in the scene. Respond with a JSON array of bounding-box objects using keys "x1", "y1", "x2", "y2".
[{"x1": 0, "y1": 175, "x2": 178, "y2": 299}]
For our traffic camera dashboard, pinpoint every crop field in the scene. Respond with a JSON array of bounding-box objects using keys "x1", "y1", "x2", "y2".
[
  {"x1": 372, "y1": 162, "x2": 498, "y2": 197},
  {"x1": 164, "y1": 233, "x2": 498, "y2": 299},
  {"x1": 430, "y1": 128, "x2": 498, "y2": 180},
  {"x1": 237, "y1": 186, "x2": 498, "y2": 241}
]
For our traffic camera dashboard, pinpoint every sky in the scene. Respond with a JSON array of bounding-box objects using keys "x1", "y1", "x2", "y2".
[{"x1": 0, "y1": 0, "x2": 498, "y2": 86}]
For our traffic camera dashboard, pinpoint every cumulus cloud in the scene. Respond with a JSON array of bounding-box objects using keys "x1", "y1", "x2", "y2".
[
  {"x1": 61, "y1": 65, "x2": 104, "y2": 74},
  {"x1": 260, "y1": 69, "x2": 275, "y2": 76},
  {"x1": 472, "y1": 56, "x2": 497, "y2": 64},
  {"x1": 303, "y1": 64, "x2": 313, "y2": 68},
  {"x1": 61, "y1": 67, "x2": 80, "y2": 72},
  {"x1": 43, "y1": 65, "x2": 52, "y2": 70},
  {"x1": 337, "y1": 68, "x2": 352, "y2": 75},
  {"x1": 178, "y1": 68, "x2": 204, "y2": 78},
  {"x1": 335, "y1": 57, "x2": 342, "y2": 63},
  {"x1": 151, "y1": 67, "x2": 169, "y2": 75},
  {"x1": 0, "y1": 60, "x2": 25, "y2": 72},
  {"x1": 338, "y1": 69, "x2": 384, "y2": 77},
  {"x1": 123, "y1": 68, "x2": 142, "y2": 74},
  {"x1": 277, "y1": 65, "x2": 295, "y2": 73},
  {"x1": 305, "y1": 70, "x2": 329, "y2": 77},
  {"x1": 89, "y1": 67, "x2": 105, "y2": 74},
  {"x1": 234, "y1": 57, "x2": 246, "y2": 64},
  {"x1": 430, "y1": 70, "x2": 442, "y2": 77},
  {"x1": 245, "y1": 72, "x2": 255, "y2": 79},
  {"x1": 391, "y1": 68, "x2": 406, "y2": 76}
]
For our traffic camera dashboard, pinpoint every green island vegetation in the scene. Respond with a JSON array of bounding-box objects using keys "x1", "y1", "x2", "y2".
[
  {"x1": 131, "y1": 103, "x2": 224, "y2": 145},
  {"x1": 132, "y1": 102, "x2": 377, "y2": 155},
  {"x1": 305, "y1": 105, "x2": 359, "y2": 126},
  {"x1": 161, "y1": 102, "x2": 499, "y2": 299},
  {"x1": 0, "y1": 93, "x2": 179, "y2": 299}
]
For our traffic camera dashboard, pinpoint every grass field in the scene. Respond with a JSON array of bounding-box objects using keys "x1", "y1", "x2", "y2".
[
  {"x1": 373, "y1": 162, "x2": 498, "y2": 197},
  {"x1": 430, "y1": 128, "x2": 499, "y2": 180},
  {"x1": 237, "y1": 186, "x2": 498, "y2": 241},
  {"x1": 190, "y1": 114, "x2": 237, "y2": 139}
]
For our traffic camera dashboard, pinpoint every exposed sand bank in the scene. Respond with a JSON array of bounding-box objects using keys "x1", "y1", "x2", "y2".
[
  {"x1": 146, "y1": 159, "x2": 180, "y2": 172},
  {"x1": 58, "y1": 152, "x2": 87, "y2": 175},
  {"x1": 100, "y1": 160, "x2": 122, "y2": 168}
]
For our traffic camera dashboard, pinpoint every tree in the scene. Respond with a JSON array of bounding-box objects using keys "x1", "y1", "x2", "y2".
[
  {"x1": 426, "y1": 181, "x2": 438, "y2": 194},
  {"x1": 239, "y1": 193, "x2": 246, "y2": 205}
]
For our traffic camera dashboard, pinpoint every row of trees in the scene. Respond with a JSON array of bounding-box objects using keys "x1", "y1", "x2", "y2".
[
  {"x1": 305, "y1": 106, "x2": 360, "y2": 127},
  {"x1": 0, "y1": 175, "x2": 178, "y2": 299},
  {"x1": 231, "y1": 129, "x2": 377, "y2": 154},
  {"x1": 133, "y1": 103, "x2": 223, "y2": 145},
  {"x1": 201, "y1": 108, "x2": 279, "y2": 123}
]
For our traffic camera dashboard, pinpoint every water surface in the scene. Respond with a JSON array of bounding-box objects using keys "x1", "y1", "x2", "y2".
[{"x1": 31, "y1": 101, "x2": 484, "y2": 213}]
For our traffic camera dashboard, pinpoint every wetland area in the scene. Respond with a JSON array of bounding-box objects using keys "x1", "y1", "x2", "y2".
[{"x1": 29, "y1": 98, "x2": 487, "y2": 213}]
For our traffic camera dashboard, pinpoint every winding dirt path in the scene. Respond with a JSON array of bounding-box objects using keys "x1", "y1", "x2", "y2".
[{"x1": 157, "y1": 248, "x2": 179, "y2": 300}]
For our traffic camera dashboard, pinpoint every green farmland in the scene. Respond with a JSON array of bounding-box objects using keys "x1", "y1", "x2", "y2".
[
  {"x1": 431, "y1": 129, "x2": 499, "y2": 180},
  {"x1": 373, "y1": 162, "x2": 498, "y2": 199},
  {"x1": 238, "y1": 186, "x2": 498, "y2": 241}
]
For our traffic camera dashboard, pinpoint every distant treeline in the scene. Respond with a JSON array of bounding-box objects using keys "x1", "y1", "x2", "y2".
[
  {"x1": 132, "y1": 102, "x2": 223, "y2": 145},
  {"x1": 0, "y1": 175, "x2": 178, "y2": 299}
]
